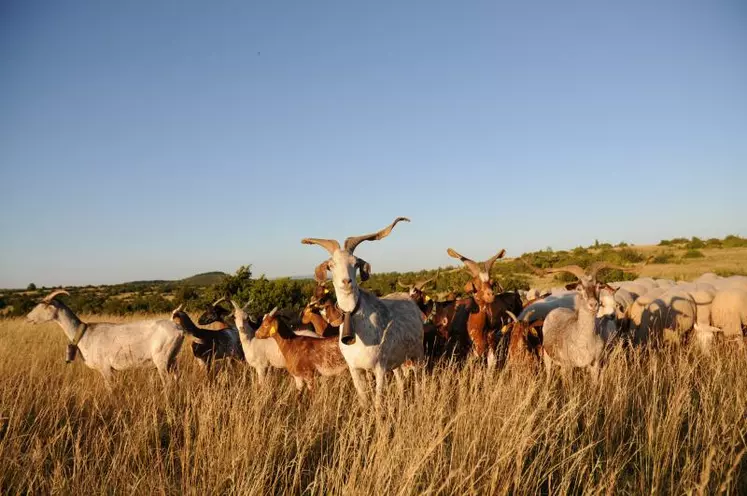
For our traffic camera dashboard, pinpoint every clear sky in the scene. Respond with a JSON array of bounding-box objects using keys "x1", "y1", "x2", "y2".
[{"x1": 1, "y1": 0, "x2": 745, "y2": 288}]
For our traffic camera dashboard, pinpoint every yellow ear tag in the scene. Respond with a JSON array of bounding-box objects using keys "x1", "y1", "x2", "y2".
[
  {"x1": 324, "y1": 289, "x2": 329, "y2": 294},
  {"x1": 270, "y1": 325, "x2": 276, "y2": 336},
  {"x1": 529, "y1": 328, "x2": 538, "y2": 337},
  {"x1": 425, "y1": 295, "x2": 431, "y2": 302},
  {"x1": 500, "y1": 325, "x2": 508, "y2": 335}
]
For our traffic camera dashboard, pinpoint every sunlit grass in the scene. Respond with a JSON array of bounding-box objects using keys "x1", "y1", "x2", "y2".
[{"x1": 1, "y1": 317, "x2": 746, "y2": 494}]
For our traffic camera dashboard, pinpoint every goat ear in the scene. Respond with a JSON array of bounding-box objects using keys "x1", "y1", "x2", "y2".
[
  {"x1": 464, "y1": 280, "x2": 477, "y2": 294},
  {"x1": 356, "y1": 258, "x2": 371, "y2": 281},
  {"x1": 314, "y1": 261, "x2": 331, "y2": 283}
]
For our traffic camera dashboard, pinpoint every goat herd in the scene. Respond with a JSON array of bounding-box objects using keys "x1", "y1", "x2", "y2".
[{"x1": 25, "y1": 217, "x2": 747, "y2": 403}]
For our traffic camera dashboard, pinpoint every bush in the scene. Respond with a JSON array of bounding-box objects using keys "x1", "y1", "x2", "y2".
[
  {"x1": 683, "y1": 249, "x2": 705, "y2": 259},
  {"x1": 686, "y1": 237, "x2": 705, "y2": 249},
  {"x1": 26, "y1": 283, "x2": 36, "y2": 291},
  {"x1": 651, "y1": 253, "x2": 677, "y2": 264},
  {"x1": 705, "y1": 238, "x2": 723, "y2": 249},
  {"x1": 723, "y1": 235, "x2": 747, "y2": 248},
  {"x1": 659, "y1": 239, "x2": 672, "y2": 246}
]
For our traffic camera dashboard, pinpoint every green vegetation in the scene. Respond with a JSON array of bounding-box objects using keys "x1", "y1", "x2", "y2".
[
  {"x1": 2, "y1": 234, "x2": 745, "y2": 318},
  {"x1": 683, "y1": 249, "x2": 705, "y2": 259}
]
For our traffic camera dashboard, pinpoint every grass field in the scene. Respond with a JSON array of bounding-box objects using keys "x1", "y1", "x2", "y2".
[{"x1": 1, "y1": 315, "x2": 746, "y2": 494}]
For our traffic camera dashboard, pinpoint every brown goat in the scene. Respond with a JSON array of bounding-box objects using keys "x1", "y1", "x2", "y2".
[
  {"x1": 301, "y1": 284, "x2": 342, "y2": 337},
  {"x1": 502, "y1": 311, "x2": 544, "y2": 368},
  {"x1": 255, "y1": 307, "x2": 347, "y2": 392}
]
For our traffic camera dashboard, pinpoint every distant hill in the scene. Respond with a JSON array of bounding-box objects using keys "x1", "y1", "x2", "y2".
[{"x1": 181, "y1": 271, "x2": 227, "y2": 286}]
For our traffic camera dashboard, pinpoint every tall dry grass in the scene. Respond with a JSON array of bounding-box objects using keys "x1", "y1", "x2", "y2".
[{"x1": 1, "y1": 316, "x2": 746, "y2": 494}]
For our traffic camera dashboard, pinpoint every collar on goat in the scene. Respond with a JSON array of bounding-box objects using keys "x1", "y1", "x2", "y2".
[
  {"x1": 341, "y1": 297, "x2": 362, "y2": 345},
  {"x1": 66, "y1": 322, "x2": 88, "y2": 363}
]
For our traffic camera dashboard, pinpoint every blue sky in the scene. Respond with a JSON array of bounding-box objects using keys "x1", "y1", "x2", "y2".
[{"x1": 1, "y1": 0, "x2": 745, "y2": 288}]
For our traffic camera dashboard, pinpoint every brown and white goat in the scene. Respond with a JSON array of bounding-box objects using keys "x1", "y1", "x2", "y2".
[
  {"x1": 447, "y1": 247, "x2": 523, "y2": 367},
  {"x1": 255, "y1": 307, "x2": 347, "y2": 392}
]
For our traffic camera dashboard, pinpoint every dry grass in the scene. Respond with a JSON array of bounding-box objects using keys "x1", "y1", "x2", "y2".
[{"x1": 1, "y1": 316, "x2": 747, "y2": 494}]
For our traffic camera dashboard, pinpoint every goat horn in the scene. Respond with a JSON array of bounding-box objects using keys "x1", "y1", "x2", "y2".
[
  {"x1": 343, "y1": 217, "x2": 410, "y2": 253},
  {"x1": 482, "y1": 249, "x2": 506, "y2": 274},
  {"x1": 174, "y1": 304, "x2": 184, "y2": 313},
  {"x1": 301, "y1": 238, "x2": 341, "y2": 255},
  {"x1": 211, "y1": 296, "x2": 227, "y2": 307},
  {"x1": 230, "y1": 299, "x2": 241, "y2": 311},
  {"x1": 268, "y1": 306, "x2": 279, "y2": 317},
  {"x1": 505, "y1": 310, "x2": 518, "y2": 323},
  {"x1": 447, "y1": 248, "x2": 481, "y2": 278},
  {"x1": 42, "y1": 289, "x2": 70, "y2": 303},
  {"x1": 544, "y1": 265, "x2": 587, "y2": 281},
  {"x1": 414, "y1": 269, "x2": 440, "y2": 290},
  {"x1": 397, "y1": 279, "x2": 412, "y2": 289},
  {"x1": 587, "y1": 256, "x2": 651, "y2": 280}
]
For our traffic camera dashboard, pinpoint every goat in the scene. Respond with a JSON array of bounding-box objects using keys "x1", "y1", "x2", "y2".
[
  {"x1": 522, "y1": 260, "x2": 643, "y2": 381},
  {"x1": 501, "y1": 310, "x2": 544, "y2": 369},
  {"x1": 26, "y1": 290, "x2": 184, "y2": 387},
  {"x1": 447, "y1": 248, "x2": 523, "y2": 367},
  {"x1": 300, "y1": 284, "x2": 342, "y2": 337},
  {"x1": 302, "y1": 217, "x2": 424, "y2": 404},
  {"x1": 171, "y1": 305, "x2": 244, "y2": 371},
  {"x1": 197, "y1": 297, "x2": 238, "y2": 329},
  {"x1": 254, "y1": 306, "x2": 347, "y2": 392},
  {"x1": 397, "y1": 270, "x2": 440, "y2": 321}
]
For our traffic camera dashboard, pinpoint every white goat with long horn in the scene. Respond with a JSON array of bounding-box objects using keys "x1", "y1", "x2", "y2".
[
  {"x1": 302, "y1": 217, "x2": 424, "y2": 404},
  {"x1": 26, "y1": 290, "x2": 185, "y2": 387}
]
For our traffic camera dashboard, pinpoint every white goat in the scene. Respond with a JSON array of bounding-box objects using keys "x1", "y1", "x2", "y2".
[
  {"x1": 302, "y1": 217, "x2": 424, "y2": 404},
  {"x1": 26, "y1": 290, "x2": 184, "y2": 387},
  {"x1": 524, "y1": 262, "x2": 641, "y2": 381}
]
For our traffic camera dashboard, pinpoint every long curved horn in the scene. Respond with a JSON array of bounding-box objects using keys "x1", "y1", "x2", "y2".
[
  {"x1": 173, "y1": 304, "x2": 184, "y2": 314},
  {"x1": 544, "y1": 265, "x2": 587, "y2": 281},
  {"x1": 505, "y1": 310, "x2": 518, "y2": 323},
  {"x1": 482, "y1": 249, "x2": 506, "y2": 273},
  {"x1": 415, "y1": 270, "x2": 440, "y2": 290},
  {"x1": 242, "y1": 298, "x2": 253, "y2": 311},
  {"x1": 588, "y1": 256, "x2": 652, "y2": 280},
  {"x1": 230, "y1": 299, "x2": 241, "y2": 311},
  {"x1": 42, "y1": 289, "x2": 70, "y2": 303},
  {"x1": 397, "y1": 279, "x2": 412, "y2": 290},
  {"x1": 301, "y1": 238, "x2": 341, "y2": 255},
  {"x1": 268, "y1": 306, "x2": 279, "y2": 317},
  {"x1": 447, "y1": 248, "x2": 481, "y2": 278},
  {"x1": 211, "y1": 296, "x2": 227, "y2": 307},
  {"x1": 343, "y1": 217, "x2": 410, "y2": 253}
]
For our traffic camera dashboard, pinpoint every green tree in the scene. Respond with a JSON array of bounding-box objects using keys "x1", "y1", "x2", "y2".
[{"x1": 27, "y1": 283, "x2": 36, "y2": 291}]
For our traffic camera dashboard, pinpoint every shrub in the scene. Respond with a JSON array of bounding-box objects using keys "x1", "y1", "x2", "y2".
[
  {"x1": 705, "y1": 238, "x2": 723, "y2": 248},
  {"x1": 683, "y1": 249, "x2": 705, "y2": 259},
  {"x1": 686, "y1": 237, "x2": 705, "y2": 249},
  {"x1": 723, "y1": 235, "x2": 747, "y2": 248},
  {"x1": 652, "y1": 253, "x2": 676, "y2": 264},
  {"x1": 659, "y1": 239, "x2": 672, "y2": 246}
]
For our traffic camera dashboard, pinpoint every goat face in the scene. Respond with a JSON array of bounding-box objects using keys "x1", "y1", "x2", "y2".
[
  {"x1": 26, "y1": 300, "x2": 59, "y2": 324},
  {"x1": 316, "y1": 250, "x2": 369, "y2": 313},
  {"x1": 302, "y1": 217, "x2": 410, "y2": 314},
  {"x1": 573, "y1": 279, "x2": 601, "y2": 315},
  {"x1": 255, "y1": 312, "x2": 280, "y2": 339},
  {"x1": 197, "y1": 304, "x2": 231, "y2": 326},
  {"x1": 465, "y1": 276, "x2": 496, "y2": 305}
]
